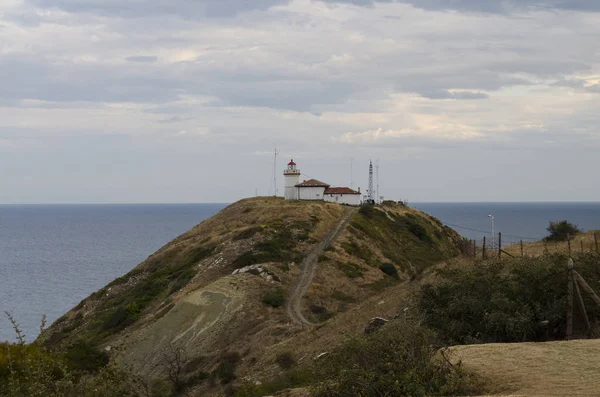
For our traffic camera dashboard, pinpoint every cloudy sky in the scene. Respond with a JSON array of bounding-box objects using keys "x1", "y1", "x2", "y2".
[{"x1": 1, "y1": 0, "x2": 599, "y2": 203}]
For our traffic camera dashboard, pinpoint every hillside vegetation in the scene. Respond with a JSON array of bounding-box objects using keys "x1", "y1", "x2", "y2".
[
  {"x1": 7, "y1": 197, "x2": 600, "y2": 396},
  {"x1": 33, "y1": 197, "x2": 464, "y2": 396}
]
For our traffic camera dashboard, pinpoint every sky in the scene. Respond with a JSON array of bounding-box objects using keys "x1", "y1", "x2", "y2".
[{"x1": 1, "y1": 0, "x2": 599, "y2": 204}]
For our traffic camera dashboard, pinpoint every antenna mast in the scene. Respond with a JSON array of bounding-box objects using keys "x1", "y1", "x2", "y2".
[
  {"x1": 350, "y1": 157, "x2": 354, "y2": 189},
  {"x1": 368, "y1": 160, "x2": 374, "y2": 203},
  {"x1": 273, "y1": 147, "x2": 279, "y2": 197},
  {"x1": 376, "y1": 159, "x2": 380, "y2": 204}
]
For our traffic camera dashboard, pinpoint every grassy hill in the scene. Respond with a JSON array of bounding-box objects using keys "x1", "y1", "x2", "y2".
[
  {"x1": 6, "y1": 197, "x2": 600, "y2": 396},
  {"x1": 36, "y1": 197, "x2": 463, "y2": 396}
]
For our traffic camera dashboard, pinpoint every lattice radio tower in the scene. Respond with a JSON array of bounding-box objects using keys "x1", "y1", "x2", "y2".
[{"x1": 367, "y1": 160, "x2": 374, "y2": 203}]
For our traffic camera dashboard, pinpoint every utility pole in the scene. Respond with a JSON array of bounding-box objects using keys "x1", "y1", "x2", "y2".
[{"x1": 489, "y1": 214, "x2": 495, "y2": 250}]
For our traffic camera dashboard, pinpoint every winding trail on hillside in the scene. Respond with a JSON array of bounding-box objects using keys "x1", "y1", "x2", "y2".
[{"x1": 286, "y1": 207, "x2": 358, "y2": 325}]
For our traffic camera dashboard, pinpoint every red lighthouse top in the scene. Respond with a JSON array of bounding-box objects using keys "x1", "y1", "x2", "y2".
[{"x1": 288, "y1": 159, "x2": 296, "y2": 166}]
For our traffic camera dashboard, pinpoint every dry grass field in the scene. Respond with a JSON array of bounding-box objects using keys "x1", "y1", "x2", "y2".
[
  {"x1": 501, "y1": 230, "x2": 599, "y2": 258},
  {"x1": 452, "y1": 339, "x2": 600, "y2": 396}
]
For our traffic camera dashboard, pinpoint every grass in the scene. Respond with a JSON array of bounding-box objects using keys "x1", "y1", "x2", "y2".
[
  {"x1": 503, "y1": 230, "x2": 600, "y2": 258},
  {"x1": 452, "y1": 339, "x2": 600, "y2": 397},
  {"x1": 234, "y1": 320, "x2": 485, "y2": 397},
  {"x1": 232, "y1": 220, "x2": 315, "y2": 268},
  {"x1": 330, "y1": 291, "x2": 357, "y2": 303},
  {"x1": 348, "y1": 205, "x2": 460, "y2": 274},
  {"x1": 336, "y1": 262, "x2": 364, "y2": 279},
  {"x1": 46, "y1": 245, "x2": 217, "y2": 347}
]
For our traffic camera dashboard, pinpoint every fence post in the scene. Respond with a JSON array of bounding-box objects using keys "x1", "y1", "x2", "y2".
[
  {"x1": 595, "y1": 232, "x2": 598, "y2": 253},
  {"x1": 521, "y1": 240, "x2": 524, "y2": 257},
  {"x1": 574, "y1": 278, "x2": 591, "y2": 334},
  {"x1": 483, "y1": 236, "x2": 487, "y2": 259},
  {"x1": 498, "y1": 232, "x2": 502, "y2": 260},
  {"x1": 567, "y1": 258, "x2": 574, "y2": 340}
]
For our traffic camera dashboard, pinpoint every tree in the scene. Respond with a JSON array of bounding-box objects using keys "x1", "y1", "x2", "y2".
[{"x1": 545, "y1": 221, "x2": 581, "y2": 242}]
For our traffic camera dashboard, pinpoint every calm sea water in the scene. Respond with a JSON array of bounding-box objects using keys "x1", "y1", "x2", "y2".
[
  {"x1": 413, "y1": 202, "x2": 600, "y2": 244},
  {"x1": 1, "y1": 202, "x2": 599, "y2": 342},
  {"x1": 0, "y1": 204, "x2": 227, "y2": 342}
]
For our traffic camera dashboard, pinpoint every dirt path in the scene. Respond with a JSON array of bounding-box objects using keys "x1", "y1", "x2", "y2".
[{"x1": 286, "y1": 207, "x2": 357, "y2": 325}]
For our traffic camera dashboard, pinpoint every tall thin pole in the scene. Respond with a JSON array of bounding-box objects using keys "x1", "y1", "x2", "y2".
[
  {"x1": 376, "y1": 159, "x2": 380, "y2": 204},
  {"x1": 368, "y1": 160, "x2": 374, "y2": 203},
  {"x1": 273, "y1": 147, "x2": 279, "y2": 197},
  {"x1": 350, "y1": 157, "x2": 353, "y2": 189},
  {"x1": 489, "y1": 215, "x2": 495, "y2": 250},
  {"x1": 567, "y1": 258, "x2": 574, "y2": 340}
]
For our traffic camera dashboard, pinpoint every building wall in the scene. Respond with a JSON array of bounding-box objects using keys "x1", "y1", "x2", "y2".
[
  {"x1": 284, "y1": 174, "x2": 300, "y2": 200},
  {"x1": 324, "y1": 193, "x2": 362, "y2": 206},
  {"x1": 297, "y1": 186, "x2": 327, "y2": 201}
]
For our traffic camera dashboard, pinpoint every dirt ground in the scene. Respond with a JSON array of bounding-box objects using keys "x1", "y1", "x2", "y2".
[{"x1": 452, "y1": 339, "x2": 600, "y2": 396}]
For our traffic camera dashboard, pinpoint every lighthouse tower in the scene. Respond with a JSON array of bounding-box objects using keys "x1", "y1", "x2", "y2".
[{"x1": 284, "y1": 159, "x2": 300, "y2": 200}]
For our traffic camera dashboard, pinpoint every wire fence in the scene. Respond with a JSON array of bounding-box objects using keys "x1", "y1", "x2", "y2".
[{"x1": 459, "y1": 231, "x2": 600, "y2": 260}]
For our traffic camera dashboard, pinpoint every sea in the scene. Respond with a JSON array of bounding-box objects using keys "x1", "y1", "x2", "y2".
[{"x1": 1, "y1": 202, "x2": 599, "y2": 342}]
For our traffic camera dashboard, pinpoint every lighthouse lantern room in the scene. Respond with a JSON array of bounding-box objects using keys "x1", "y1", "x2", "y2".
[{"x1": 284, "y1": 159, "x2": 301, "y2": 200}]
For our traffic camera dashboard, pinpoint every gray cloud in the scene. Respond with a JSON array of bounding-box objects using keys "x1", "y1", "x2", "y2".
[
  {"x1": 25, "y1": 0, "x2": 291, "y2": 18},
  {"x1": 420, "y1": 90, "x2": 489, "y2": 100},
  {"x1": 319, "y1": 0, "x2": 600, "y2": 13},
  {"x1": 125, "y1": 56, "x2": 159, "y2": 63}
]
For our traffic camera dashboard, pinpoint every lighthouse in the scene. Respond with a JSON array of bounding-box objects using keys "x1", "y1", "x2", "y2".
[{"x1": 284, "y1": 159, "x2": 300, "y2": 200}]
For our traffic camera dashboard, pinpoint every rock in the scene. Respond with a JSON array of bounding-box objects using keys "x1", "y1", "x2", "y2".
[{"x1": 364, "y1": 317, "x2": 389, "y2": 335}]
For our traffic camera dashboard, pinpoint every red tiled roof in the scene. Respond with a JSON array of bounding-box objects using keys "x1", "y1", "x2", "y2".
[
  {"x1": 295, "y1": 179, "x2": 330, "y2": 188},
  {"x1": 324, "y1": 187, "x2": 361, "y2": 195}
]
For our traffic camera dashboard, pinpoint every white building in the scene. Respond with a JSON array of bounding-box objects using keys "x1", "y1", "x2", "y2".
[
  {"x1": 283, "y1": 159, "x2": 301, "y2": 200},
  {"x1": 295, "y1": 179, "x2": 330, "y2": 200},
  {"x1": 323, "y1": 187, "x2": 362, "y2": 206},
  {"x1": 283, "y1": 159, "x2": 362, "y2": 206}
]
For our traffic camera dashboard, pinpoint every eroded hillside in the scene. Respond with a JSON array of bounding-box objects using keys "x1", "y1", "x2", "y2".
[{"x1": 40, "y1": 197, "x2": 463, "y2": 395}]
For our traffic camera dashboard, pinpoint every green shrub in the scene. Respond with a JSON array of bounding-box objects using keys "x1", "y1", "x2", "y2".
[
  {"x1": 63, "y1": 341, "x2": 109, "y2": 372},
  {"x1": 336, "y1": 262, "x2": 363, "y2": 279},
  {"x1": 418, "y1": 253, "x2": 600, "y2": 344},
  {"x1": 312, "y1": 320, "x2": 483, "y2": 397},
  {"x1": 262, "y1": 288, "x2": 285, "y2": 308},
  {"x1": 235, "y1": 320, "x2": 483, "y2": 397},
  {"x1": 275, "y1": 352, "x2": 296, "y2": 370},
  {"x1": 379, "y1": 263, "x2": 399, "y2": 279},
  {"x1": 309, "y1": 304, "x2": 333, "y2": 322},
  {"x1": 233, "y1": 228, "x2": 304, "y2": 268},
  {"x1": 233, "y1": 226, "x2": 263, "y2": 241},
  {"x1": 214, "y1": 352, "x2": 241, "y2": 385},
  {"x1": 545, "y1": 220, "x2": 581, "y2": 241}
]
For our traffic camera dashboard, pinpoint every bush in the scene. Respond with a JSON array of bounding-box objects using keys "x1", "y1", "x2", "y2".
[
  {"x1": 64, "y1": 341, "x2": 110, "y2": 372},
  {"x1": 418, "y1": 253, "x2": 600, "y2": 344},
  {"x1": 379, "y1": 263, "x2": 399, "y2": 279},
  {"x1": 336, "y1": 262, "x2": 364, "y2": 279},
  {"x1": 235, "y1": 320, "x2": 483, "y2": 397},
  {"x1": 262, "y1": 288, "x2": 285, "y2": 308},
  {"x1": 545, "y1": 220, "x2": 581, "y2": 241},
  {"x1": 214, "y1": 352, "x2": 241, "y2": 385},
  {"x1": 312, "y1": 320, "x2": 483, "y2": 397},
  {"x1": 275, "y1": 352, "x2": 296, "y2": 370}
]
